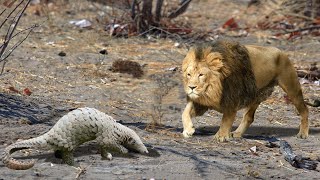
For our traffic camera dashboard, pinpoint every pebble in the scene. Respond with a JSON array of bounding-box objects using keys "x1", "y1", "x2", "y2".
[
  {"x1": 99, "y1": 49, "x2": 108, "y2": 55},
  {"x1": 58, "y1": 51, "x2": 66, "y2": 57}
]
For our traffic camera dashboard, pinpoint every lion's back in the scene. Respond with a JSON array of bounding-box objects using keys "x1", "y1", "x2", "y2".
[{"x1": 245, "y1": 45, "x2": 289, "y2": 89}]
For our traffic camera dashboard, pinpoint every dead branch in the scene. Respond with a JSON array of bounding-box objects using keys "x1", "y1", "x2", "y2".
[
  {"x1": 305, "y1": 99, "x2": 320, "y2": 107},
  {"x1": 280, "y1": 25, "x2": 320, "y2": 34},
  {"x1": 280, "y1": 140, "x2": 318, "y2": 170},
  {"x1": 168, "y1": 0, "x2": 192, "y2": 19}
]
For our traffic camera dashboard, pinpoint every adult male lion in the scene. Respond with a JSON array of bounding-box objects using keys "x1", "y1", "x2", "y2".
[{"x1": 181, "y1": 40, "x2": 309, "y2": 142}]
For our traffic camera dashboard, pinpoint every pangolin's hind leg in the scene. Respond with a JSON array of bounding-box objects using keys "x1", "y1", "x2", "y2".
[
  {"x1": 54, "y1": 150, "x2": 63, "y2": 159},
  {"x1": 60, "y1": 149, "x2": 75, "y2": 166}
]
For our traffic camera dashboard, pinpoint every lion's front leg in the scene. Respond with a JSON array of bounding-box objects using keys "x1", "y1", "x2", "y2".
[
  {"x1": 214, "y1": 111, "x2": 237, "y2": 142},
  {"x1": 182, "y1": 101, "x2": 195, "y2": 138}
]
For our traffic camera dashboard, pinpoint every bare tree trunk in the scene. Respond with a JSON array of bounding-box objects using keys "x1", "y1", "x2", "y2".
[
  {"x1": 141, "y1": 0, "x2": 153, "y2": 32},
  {"x1": 155, "y1": 0, "x2": 164, "y2": 22}
]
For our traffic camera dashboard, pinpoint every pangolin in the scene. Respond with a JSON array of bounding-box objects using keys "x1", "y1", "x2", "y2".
[{"x1": 1, "y1": 107, "x2": 148, "y2": 170}]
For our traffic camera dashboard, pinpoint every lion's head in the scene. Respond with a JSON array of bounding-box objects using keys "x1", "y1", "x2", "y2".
[
  {"x1": 182, "y1": 41, "x2": 257, "y2": 111},
  {"x1": 182, "y1": 45, "x2": 230, "y2": 107}
]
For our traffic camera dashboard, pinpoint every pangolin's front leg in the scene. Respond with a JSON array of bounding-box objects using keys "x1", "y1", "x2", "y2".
[
  {"x1": 100, "y1": 139, "x2": 129, "y2": 160},
  {"x1": 100, "y1": 146, "x2": 113, "y2": 160}
]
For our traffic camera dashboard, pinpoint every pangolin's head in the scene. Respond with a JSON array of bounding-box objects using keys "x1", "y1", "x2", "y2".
[{"x1": 124, "y1": 128, "x2": 149, "y2": 154}]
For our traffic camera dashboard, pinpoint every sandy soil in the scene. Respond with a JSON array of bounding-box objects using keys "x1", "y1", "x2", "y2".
[{"x1": 0, "y1": 0, "x2": 320, "y2": 179}]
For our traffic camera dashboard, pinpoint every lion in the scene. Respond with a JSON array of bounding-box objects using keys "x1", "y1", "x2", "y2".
[{"x1": 181, "y1": 40, "x2": 309, "y2": 142}]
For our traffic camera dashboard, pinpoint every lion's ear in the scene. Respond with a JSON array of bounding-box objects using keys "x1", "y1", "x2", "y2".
[{"x1": 204, "y1": 52, "x2": 224, "y2": 71}]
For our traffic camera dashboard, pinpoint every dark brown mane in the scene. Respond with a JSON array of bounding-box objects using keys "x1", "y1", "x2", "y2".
[
  {"x1": 193, "y1": 44, "x2": 208, "y2": 61},
  {"x1": 206, "y1": 40, "x2": 257, "y2": 111}
]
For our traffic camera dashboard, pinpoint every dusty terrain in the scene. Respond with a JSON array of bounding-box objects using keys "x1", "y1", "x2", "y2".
[{"x1": 0, "y1": 0, "x2": 320, "y2": 179}]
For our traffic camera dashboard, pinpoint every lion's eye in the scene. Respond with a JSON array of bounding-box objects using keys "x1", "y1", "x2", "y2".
[
  {"x1": 187, "y1": 73, "x2": 191, "y2": 76},
  {"x1": 199, "y1": 74, "x2": 204, "y2": 77}
]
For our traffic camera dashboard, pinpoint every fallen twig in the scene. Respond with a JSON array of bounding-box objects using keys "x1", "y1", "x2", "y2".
[
  {"x1": 167, "y1": 0, "x2": 192, "y2": 19},
  {"x1": 304, "y1": 99, "x2": 320, "y2": 108},
  {"x1": 277, "y1": 25, "x2": 320, "y2": 35},
  {"x1": 74, "y1": 164, "x2": 92, "y2": 179}
]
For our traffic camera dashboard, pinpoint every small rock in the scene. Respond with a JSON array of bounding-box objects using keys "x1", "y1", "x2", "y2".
[
  {"x1": 174, "y1": 42, "x2": 181, "y2": 48},
  {"x1": 58, "y1": 51, "x2": 66, "y2": 57},
  {"x1": 250, "y1": 146, "x2": 256, "y2": 152},
  {"x1": 249, "y1": 146, "x2": 258, "y2": 156},
  {"x1": 99, "y1": 49, "x2": 108, "y2": 55},
  {"x1": 69, "y1": 19, "x2": 92, "y2": 28},
  {"x1": 166, "y1": 67, "x2": 178, "y2": 71},
  {"x1": 30, "y1": 0, "x2": 40, "y2": 5}
]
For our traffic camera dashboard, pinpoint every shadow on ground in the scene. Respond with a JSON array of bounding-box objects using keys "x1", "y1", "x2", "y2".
[{"x1": 121, "y1": 121, "x2": 320, "y2": 140}]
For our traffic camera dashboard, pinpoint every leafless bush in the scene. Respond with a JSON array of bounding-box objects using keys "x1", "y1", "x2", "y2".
[
  {"x1": 149, "y1": 74, "x2": 177, "y2": 127},
  {"x1": 281, "y1": 0, "x2": 320, "y2": 18},
  {"x1": 0, "y1": 0, "x2": 38, "y2": 75},
  {"x1": 244, "y1": 0, "x2": 320, "y2": 39},
  {"x1": 132, "y1": 0, "x2": 192, "y2": 33},
  {"x1": 249, "y1": 0, "x2": 320, "y2": 23}
]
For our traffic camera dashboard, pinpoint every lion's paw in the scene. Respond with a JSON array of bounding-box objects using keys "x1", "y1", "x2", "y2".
[
  {"x1": 182, "y1": 128, "x2": 195, "y2": 138},
  {"x1": 296, "y1": 131, "x2": 308, "y2": 139},
  {"x1": 231, "y1": 131, "x2": 243, "y2": 138},
  {"x1": 214, "y1": 132, "x2": 232, "y2": 142}
]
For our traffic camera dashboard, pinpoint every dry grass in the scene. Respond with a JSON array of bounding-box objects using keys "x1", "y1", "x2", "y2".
[{"x1": 111, "y1": 60, "x2": 144, "y2": 78}]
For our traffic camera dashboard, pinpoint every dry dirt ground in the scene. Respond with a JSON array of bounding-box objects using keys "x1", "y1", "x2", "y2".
[{"x1": 0, "y1": 1, "x2": 320, "y2": 179}]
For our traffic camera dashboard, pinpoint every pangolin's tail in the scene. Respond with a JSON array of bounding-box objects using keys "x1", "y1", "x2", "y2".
[{"x1": 2, "y1": 135, "x2": 48, "y2": 170}]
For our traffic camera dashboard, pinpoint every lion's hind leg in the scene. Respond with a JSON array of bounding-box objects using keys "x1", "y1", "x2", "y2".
[
  {"x1": 277, "y1": 53, "x2": 309, "y2": 139},
  {"x1": 232, "y1": 103, "x2": 260, "y2": 138}
]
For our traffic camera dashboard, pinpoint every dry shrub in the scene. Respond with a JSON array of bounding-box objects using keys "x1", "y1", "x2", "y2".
[
  {"x1": 111, "y1": 59, "x2": 144, "y2": 78},
  {"x1": 0, "y1": 0, "x2": 38, "y2": 74},
  {"x1": 246, "y1": 0, "x2": 320, "y2": 28},
  {"x1": 148, "y1": 73, "x2": 178, "y2": 127}
]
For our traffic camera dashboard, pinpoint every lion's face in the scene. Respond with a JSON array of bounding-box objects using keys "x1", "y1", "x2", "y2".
[
  {"x1": 182, "y1": 47, "x2": 227, "y2": 102},
  {"x1": 183, "y1": 62, "x2": 211, "y2": 100}
]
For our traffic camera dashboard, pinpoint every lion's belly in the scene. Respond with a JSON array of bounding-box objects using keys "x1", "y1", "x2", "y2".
[
  {"x1": 212, "y1": 82, "x2": 275, "y2": 112},
  {"x1": 255, "y1": 81, "x2": 276, "y2": 103},
  {"x1": 237, "y1": 81, "x2": 276, "y2": 110}
]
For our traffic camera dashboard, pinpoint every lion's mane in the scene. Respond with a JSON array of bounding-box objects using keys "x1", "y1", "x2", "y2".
[{"x1": 190, "y1": 40, "x2": 258, "y2": 112}]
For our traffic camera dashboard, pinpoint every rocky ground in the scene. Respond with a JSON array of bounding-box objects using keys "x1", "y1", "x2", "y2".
[{"x1": 0, "y1": 0, "x2": 319, "y2": 179}]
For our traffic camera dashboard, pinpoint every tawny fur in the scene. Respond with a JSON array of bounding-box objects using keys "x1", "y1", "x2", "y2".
[
  {"x1": 2, "y1": 107, "x2": 148, "y2": 170},
  {"x1": 181, "y1": 40, "x2": 309, "y2": 142}
]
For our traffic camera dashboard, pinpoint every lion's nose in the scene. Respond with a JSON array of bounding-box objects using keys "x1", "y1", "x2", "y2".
[{"x1": 189, "y1": 86, "x2": 197, "y2": 90}]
